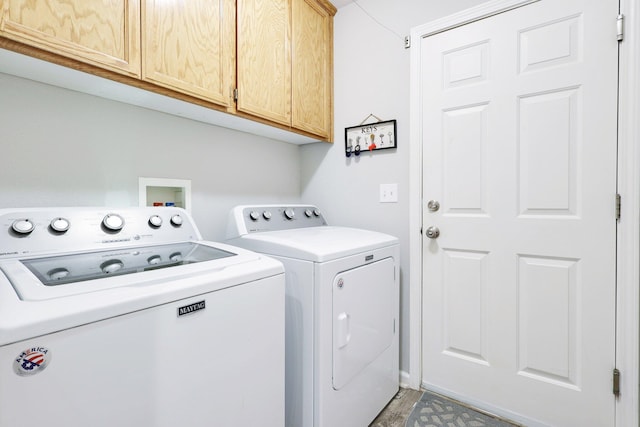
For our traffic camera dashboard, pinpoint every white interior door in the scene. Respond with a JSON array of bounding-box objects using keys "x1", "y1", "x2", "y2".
[{"x1": 419, "y1": 1, "x2": 618, "y2": 426}]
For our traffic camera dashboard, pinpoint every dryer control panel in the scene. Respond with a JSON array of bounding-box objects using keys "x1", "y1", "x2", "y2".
[{"x1": 228, "y1": 205, "x2": 327, "y2": 235}]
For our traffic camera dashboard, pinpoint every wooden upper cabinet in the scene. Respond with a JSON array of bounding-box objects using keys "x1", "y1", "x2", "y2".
[
  {"x1": 292, "y1": 0, "x2": 335, "y2": 141},
  {"x1": 0, "y1": 0, "x2": 140, "y2": 77},
  {"x1": 236, "y1": 0, "x2": 291, "y2": 126},
  {"x1": 142, "y1": 0, "x2": 235, "y2": 108},
  {"x1": 237, "y1": 0, "x2": 335, "y2": 141},
  {"x1": 0, "y1": 0, "x2": 335, "y2": 142}
]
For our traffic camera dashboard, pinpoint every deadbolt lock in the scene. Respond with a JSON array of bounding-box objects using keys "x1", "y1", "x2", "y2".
[{"x1": 427, "y1": 200, "x2": 440, "y2": 212}]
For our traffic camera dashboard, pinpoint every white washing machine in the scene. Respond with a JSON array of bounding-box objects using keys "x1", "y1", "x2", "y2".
[
  {"x1": 226, "y1": 204, "x2": 399, "y2": 427},
  {"x1": 0, "y1": 207, "x2": 285, "y2": 427}
]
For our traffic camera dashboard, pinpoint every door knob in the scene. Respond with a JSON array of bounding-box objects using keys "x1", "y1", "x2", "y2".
[{"x1": 425, "y1": 226, "x2": 440, "y2": 239}]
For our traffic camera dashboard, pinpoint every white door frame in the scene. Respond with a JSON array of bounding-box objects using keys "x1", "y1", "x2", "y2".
[{"x1": 407, "y1": 0, "x2": 640, "y2": 425}]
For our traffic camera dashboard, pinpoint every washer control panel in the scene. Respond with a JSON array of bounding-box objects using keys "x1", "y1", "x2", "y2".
[
  {"x1": 234, "y1": 205, "x2": 327, "y2": 234},
  {"x1": 0, "y1": 207, "x2": 200, "y2": 259}
]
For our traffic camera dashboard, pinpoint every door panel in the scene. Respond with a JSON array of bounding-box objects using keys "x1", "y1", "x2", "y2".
[
  {"x1": 0, "y1": 0, "x2": 140, "y2": 77},
  {"x1": 332, "y1": 258, "x2": 394, "y2": 390},
  {"x1": 237, "y1": 0, "x2": 292, "y2": 125},
  {"x1": 420, "y1": 1, "x2": 617, "y2": 425},
  {"x1": 142, "y1": 0, "x2": 235, "y2": 106}
]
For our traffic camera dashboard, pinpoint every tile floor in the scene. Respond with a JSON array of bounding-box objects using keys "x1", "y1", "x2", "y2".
[
  {"x1": 370, "y1": 388, "x2": 423, "y2": 427},
  {"x1": 370, "y1": 388, "x2": 520, "y2": 427}
]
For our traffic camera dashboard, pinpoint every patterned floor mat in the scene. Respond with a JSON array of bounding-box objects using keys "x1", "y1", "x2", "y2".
[{"x1": 405, "y1": 391, "x2": 517, "y2": 427}]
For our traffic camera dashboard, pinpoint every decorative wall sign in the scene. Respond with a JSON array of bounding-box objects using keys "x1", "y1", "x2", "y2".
[{"x1": 345, "y1": 118, "x2": 396, "y2": 157}]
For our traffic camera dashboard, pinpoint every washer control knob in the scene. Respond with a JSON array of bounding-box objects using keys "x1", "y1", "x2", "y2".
[
  {"x1": 249, "y1": 211, "x2": 260, "y2": 221},
  {"x1": 147, "y1": 255, "x2": 162, "y2": 265},
  {"x1": 263, "y1": 211, "x2": 272, "y2": 220},
  {"x1": 101, "y1": 259, "x2": 124, "y2": 274},
  {"x1": 47, "y1": 267, "x2": 70, "y2": 281},
  {"x1": 304, "y1": 209, "x2": 313, "y2": 218},
  {"x1": 148, "y1": 215, "x2": 163, "y2": 228},
  {"x1": 284, "y1": 208, "x2": 295, "y2": 220},
  {"x1": 170, "y1": 214, "x2": 183, "y2": 227},
  {"x1": 313, "y1": 209, "x2": 321, "y2": 217},
  {"x1": 102, "y1": 214, "x2": 124, "y2": 231},
  {"x1": 170, "y1": 252, "x2": 183, "y2": 262},
  {"x1": 50, "y1": 217, "x2": 70, "y2": 233},
  {"x1": 12, "y1": 219, "x2": 35, "y2": 234}
]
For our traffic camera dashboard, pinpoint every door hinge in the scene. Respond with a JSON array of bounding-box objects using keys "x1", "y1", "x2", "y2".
[
  {"x1": 233, "y1": 88, "x2": 238, "y2": 102},
  {"x1": 404, "y1": 35, "x2": 411, "y2": 49},
  {"x1": 617, "y1": 14, "x2": 624, "y2": 41},
  {"x1": 616, "y1": 193, "x2": 621, "y2": 221},
  {"x1": 613, "y1": 368, "x2": 621, "y2": 397}
]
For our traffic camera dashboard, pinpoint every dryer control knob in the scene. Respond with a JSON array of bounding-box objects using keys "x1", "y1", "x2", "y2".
[
  {"x1": 12, "y1": 219, "x2": 34, "y2": 234},
  {"x1": 50, "y1": 217, "x2": 70, "y2": 233},
  {"x1": 304, "y1": 209, "x2": 313, "y2": 218},
  {"x1": 170, "y1": 214, "x2": 183, "y2": 227},
  {"x1": 249, "y1": 211, "x2": 260, "y2": 221},
  {"x1": 102, "y1": 214, "x2": 125, "y2": 231},
  {"x1": 313, "y1": 209, "x2": 321, "y2": 217},
  {"x1": 284, "y1": 208, "x2": 295, "y2": 220},
  {"x1": 263, "y1": 211, "x2": 272, "y2": 220},
  {"x1": 148, "y1": 215, "x2": 163, "y2": 228}
]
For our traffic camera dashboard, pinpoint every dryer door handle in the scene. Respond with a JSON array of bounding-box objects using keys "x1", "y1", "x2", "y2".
[{"x1": 336, "y1": 312, "x2": 351, "y2": 349}]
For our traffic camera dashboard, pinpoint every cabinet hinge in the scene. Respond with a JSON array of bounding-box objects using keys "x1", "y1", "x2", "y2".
[
  {"x1": 613, "y1": 368, "x2": 621, "y2": 397},
  {"x1": 233, "y1": 88, "x2": 238, "y2": 102},
  {"x1": 617, "y1": 14, "x2": 624, "y2": 41},
  {"x1": 616, "y1": 193, "x2": 621, "y2": 221}
]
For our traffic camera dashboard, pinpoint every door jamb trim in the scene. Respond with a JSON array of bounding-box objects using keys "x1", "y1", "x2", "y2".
[{"x1": 615, "y1": 1, "x2": 639, "y2": 426}]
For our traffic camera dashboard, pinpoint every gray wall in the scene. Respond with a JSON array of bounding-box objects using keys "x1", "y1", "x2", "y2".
[
  {"x1": 1, "y1": 0, "x2": 492, "y2": 379},
  {"x1": 301, "y1": 0, "x2": 490, "y2": 375},
  {"x1": 0, "y1": 72, "x2": 301, "y2": 240}
]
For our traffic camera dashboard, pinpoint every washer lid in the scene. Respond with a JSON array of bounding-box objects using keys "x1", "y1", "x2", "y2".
[
  {"x1": 229, "y1": 226, "x2": 398, "y2": 262},
  {"x1": 0, "y1": 241, "x2": 278, "y2": 302}
]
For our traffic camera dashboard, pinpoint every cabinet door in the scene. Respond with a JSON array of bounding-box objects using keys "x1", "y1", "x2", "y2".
[
  {"x1": 237, "y1": 0, "x2": 291, "y2": 126},
  {"x1": 142, "y1": 0, "x2": 235, "y2": 108},
  {"x1": 292, "y1": 0, "x2": 334, "y2": 141},
  {"x1": 0, "y1": 0, "x2": 140, "y2": 77}
]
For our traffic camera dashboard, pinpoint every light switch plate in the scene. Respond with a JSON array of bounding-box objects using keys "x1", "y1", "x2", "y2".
[{"x1": 380, "y1": 183, "x2": 398, "y2": 203}]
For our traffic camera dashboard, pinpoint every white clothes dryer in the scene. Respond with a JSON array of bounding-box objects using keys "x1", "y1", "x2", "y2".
[
  {"x1": 227, "y1": 204, "x2": 399, "y2": 427},
  {"x1": 0, "y1": 207, "x2": 285, "y2": 427}
]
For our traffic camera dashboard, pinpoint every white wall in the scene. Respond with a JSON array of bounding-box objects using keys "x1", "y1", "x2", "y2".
[
  {"x1": 0, "y1": 72, "x2": 301, "y2": 240},
  {"x1": 301, "y1": 0, "x2": 490, "y2": 375}
]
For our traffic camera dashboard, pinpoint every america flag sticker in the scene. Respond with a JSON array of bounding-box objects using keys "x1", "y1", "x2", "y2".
[{"x1": 13, "y1": 347, "x2": 51, "y2": 377}]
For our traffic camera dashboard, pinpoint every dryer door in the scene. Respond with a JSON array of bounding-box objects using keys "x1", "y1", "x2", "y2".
[{"x1": 332, "y1": 257, "x2": 395, "y2": 390}]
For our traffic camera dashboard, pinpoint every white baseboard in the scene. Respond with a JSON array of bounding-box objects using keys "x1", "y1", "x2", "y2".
[{"x1": 399, "y1": 370, "x2": 414, "y2": 389}]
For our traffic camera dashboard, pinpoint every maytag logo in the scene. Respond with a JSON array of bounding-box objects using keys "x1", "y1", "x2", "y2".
[{"x1": 177, "y1": 300, "x2": 206, "y2": 317}]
